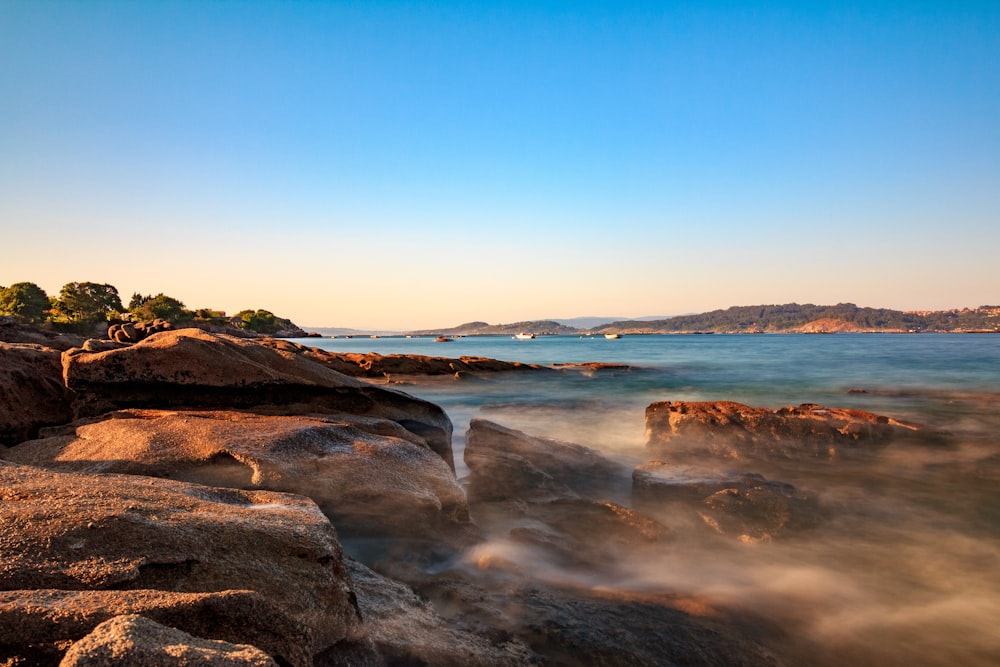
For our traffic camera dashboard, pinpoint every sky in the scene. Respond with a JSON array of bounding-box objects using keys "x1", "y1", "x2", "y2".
[{"x1": 1, "y1": 1, "x2": 998, "y2": 329}]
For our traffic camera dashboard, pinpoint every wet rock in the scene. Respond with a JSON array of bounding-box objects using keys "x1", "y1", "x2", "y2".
[
  {"x1": 61, "y1": 328, "x2": 455, "y2": 469},
  {"x1": 58, "y1": 614, "x2": 278, "y2": 667},
  {"x1": 633, "y1": 462, "x2": 823, "y2": 542},
  {"x1": 646, "y1": 400, "x2": 923, "y2": 462},
  {"x1": 464, "y1": 419, "x2": 631, "y2": 503},
  {"x1": 0, "y1": 588, "x2": 312, "y2": 667},
  {"x1": 6, "y1": 409, "x2": 473, "y2": 542},
  {"x1": 345, "y1": 558, "x2": 533, "y2": 666},
  {"x1": 0, "y1": 461, "x2": 360, "y2": 654},
  {"x1": 0, "y1": 343, "x2": 72, "y2": 446}
]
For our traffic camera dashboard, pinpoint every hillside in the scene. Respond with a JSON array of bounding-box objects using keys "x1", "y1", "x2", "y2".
[{"x1": 408, "y1": 320, "x2": 581, "y2": 336}]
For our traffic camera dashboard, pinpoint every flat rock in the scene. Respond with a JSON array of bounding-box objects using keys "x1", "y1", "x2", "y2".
[
  {"x1": 0, "y1": 588, "x2": 312, "y2": 667},
  {"x1": 0, "y1": 343, "x2": 72, "y2": 446},
  {"x1": 61, "y1": 328, "x2": 455, "y2": 469},
  {"x1": 58, "y1": 614, "x2": 278, "y2": 667},
  {"x1": 464, "y1": 419, "x2": 631, "y2": 503},
  {"x1": 0, "y1": 461, "x2": 360, "y2": 654},
  {"x1": 6, "y1": 409, "x2": 472, "y2": 541},
  {"x1": 646, "y1": 400, "x2": 923, "y2": 462}
]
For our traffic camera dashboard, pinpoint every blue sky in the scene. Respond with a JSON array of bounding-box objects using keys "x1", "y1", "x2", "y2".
[{"x1": 2, "y1": 1, "x2": 998, "y2": 328}]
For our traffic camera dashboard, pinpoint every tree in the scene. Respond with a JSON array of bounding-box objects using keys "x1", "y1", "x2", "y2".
[
  {"x1": 57, "y1": 282, "x2": 124, "y2": 322},
  {"x1": 135, "y1": 293, "x2": 187, "y2": 322},
  {"x1": 128, "y1": 292, "x2": 152, "y2": 310},
  {"x1": 235, "y1": 309, "x2": 280, "y2": 334},
  {"x1": 0, "y1": 282, "x2": 50, "y2": 323}
]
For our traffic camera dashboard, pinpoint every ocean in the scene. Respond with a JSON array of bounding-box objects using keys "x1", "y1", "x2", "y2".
[{"x1": 298, "y1": 333, "x2": 1000, "y2": 665}]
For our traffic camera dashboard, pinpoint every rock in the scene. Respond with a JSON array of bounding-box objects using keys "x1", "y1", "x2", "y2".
[
  {"x1": 633, "y1": 462, "x2": 823, "y2": 542},
  {"x1": 0, "y1": 343, "x2": 72, "y2": 446},
  {"x1": 61, "y1": 328, "x2": 455, "y2": 469},
  {"x1": 0, "y1": 317, "x2": 85, "y2": 351},
  {"x1": 260, "y1": 338, "x2": 547, "y2": 378},
  {"x1": 6, "y1": 409, "x2": 473, "y2": 542},
  {"x1": 646, "y1": 400, "x2": 923, "y2": 462},
  {"x1": 345, "y1": 558, "x2": 533, "y2": 666},
  {"x1": 0, "y1": 588, "x2": 312, "y2": 667},
  {"x1": 0, "y1": 461, "x2": 360, "y2": 654},
  {"x1": 107, "y1": 319, "x2": 173, "y2": 345},
  {"x1": 58, "y1": 614, "x2": 278, "y2": 667},
  {"x1": 464, "y1": 419, "x2": 631, "y2": 503}
]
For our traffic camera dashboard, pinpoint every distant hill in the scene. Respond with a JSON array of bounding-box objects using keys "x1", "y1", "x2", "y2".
[
  {"x1": 552, "y1": 315, "x2": 673, "y2": 329},
  {"x1": 407, "y1": 320, "x2": 581, "y2": 336},
  {"x1": 588, "y1": 303, "x2": 1000, "y2": 334}
]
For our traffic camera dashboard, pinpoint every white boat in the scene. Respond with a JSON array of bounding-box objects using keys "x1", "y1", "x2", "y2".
[
  {"x1": 514, "y1": 333, "x2": 536, "y2": 340},
  {"x1": 604, "y1": 333, "x2": 622, "y2": 339}
]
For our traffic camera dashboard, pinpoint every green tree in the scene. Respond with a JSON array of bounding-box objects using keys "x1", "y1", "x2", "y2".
[
  {"x1": 128, "y1": 292, "x2": 152, "y2": 310},
  {"x1": 135, "y1": 293, "x2": 187, "y2": 322},
  {"x1": 0, "y1": 282, "x2": 50, "y2": 324},
  {"x1": 57, "y1": 282, "x2": 124, "y2": 322},
  {"x1": 235, "y1": 309, "x2": 279, "y2": 334}
]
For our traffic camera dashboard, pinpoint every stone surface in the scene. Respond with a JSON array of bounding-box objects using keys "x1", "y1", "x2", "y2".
[
  {"x1": 464, "y1": 419, "x2": 631, "y2": 503},
  {"x1": 57, "y1": 614, "x2": 278, "y2": 667},
  {"x1": 0, "y1": 460, "x2": 360, "y2": 654},
  {"x1": 346, "y1": 558, "x2": 533, "y2": 666},
  {"x1": 61, "y1": 328, "x2": 455, "y2": 469},
  {"x1": 0, "y1": 343, "x2": 72, "y2": 446},
  {"x1": 646, "y1": 400, "x2": 923, "y2": 461},
  {"x1": 0, "y1": 588, "x2": 312, "y2": 667},
  {"x1": 0, "y1": 318, "x2": 85, "y2": 351},
  {"x1": 6, "y1": 409, "x2": 473, "y2": 541}
]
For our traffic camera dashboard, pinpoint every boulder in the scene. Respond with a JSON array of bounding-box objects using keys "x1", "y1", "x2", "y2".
[
  {"x1": 345, "y1": 558, "x2": 533, "y2": 666},
  {"x1": 646, "y1": 400, "x2": 923, "y2": 462},
  {"x1": 464, "y1": 419, "x2": 631, "y2": 503},
  {"x1": 0, "y1": 317, "x2": 85, "y2": 351},
  {"x1": 0, "y1": 588, "x2": 312, "y2": 667},
  {"x1": 61, "y1": 328, "x2": 455, "y2": 469},
  {"x1": 58, "y1": 614, "x2": 278, "y2": 667},
  {"x1": 7, "y1": 409, "x2": 473, "y2": 541},
  {"x1": 0, "y1": 461, "x2": 360, "y2": 654},
  {"x1": 0, "y1": 343, "x2": 72, "y2": 446},
  {"x1": 633, "y1": 462, "x2": 822, "y2": 542},
  {"x1": 107, "y1": 319, "x2": 172, "y2": 344}
]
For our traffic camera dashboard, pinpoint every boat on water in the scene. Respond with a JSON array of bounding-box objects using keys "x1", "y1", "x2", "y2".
[
  {"x1": 604, "y1": 333, "x2": 622, "y2": 339},
  {"x1": 434, "y1": 336, "x2": 453, "y2": 342},
  {"x1": 513, "y1": 333, "x2": 536, "y2": 340}
]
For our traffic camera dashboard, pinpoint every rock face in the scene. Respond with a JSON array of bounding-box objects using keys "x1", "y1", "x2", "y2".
[
  {"x1": 7, "y1": 409, "x2": 472, "y2": 541},
  {"x1": 0, "y1": 589, "x2": 313, "y2": 667},
  {"x1": 0, "y1": 317, "x2": 85, "y2": 351},
  {"x1": 0, "y1": 343, "x2": 73, "y2": 445},
  {"x1": 58, "y1": 614, "x2": 279, "y2": 667},
  {"x1": 0, "y1": 461, "x2": 360, "y2": 655},
  {"x1": 62, "y1": 328, "x2": 455, "y2": 469},
  {"x1": 107, "y1": 319, "x2": 172, "y2": 344},
  {"x1": 464, "y1": 419, "x2": 631, "y2": 502},
  {"x1": 261, "y1": 339, "x2": 547, "y2": 378},
  {"x1": 646, "y1": 400, "x2": 923, "y2": 461},
  {"x1": 633, "y1": 462, "x2": 822, "y2": 542}
]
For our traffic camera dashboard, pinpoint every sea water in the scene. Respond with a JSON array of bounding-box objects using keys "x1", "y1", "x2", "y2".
[{"x1": 298, "y1": 333, "x2": 1000, "y2": 665}]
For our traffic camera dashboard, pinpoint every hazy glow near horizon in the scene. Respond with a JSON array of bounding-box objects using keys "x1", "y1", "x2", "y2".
[{"x1": 2, "y1": 2, "x2": 998, "y2": 329}]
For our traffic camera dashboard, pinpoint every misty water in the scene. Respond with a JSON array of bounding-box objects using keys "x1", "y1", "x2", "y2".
[{"x1": 302, "y1": 333, "x2": 1000, "y2": 665}]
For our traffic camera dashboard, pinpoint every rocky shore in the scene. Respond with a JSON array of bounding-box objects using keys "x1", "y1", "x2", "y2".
[{"x1": 0, "y1": 325, "x2": 933, "y2": 665}]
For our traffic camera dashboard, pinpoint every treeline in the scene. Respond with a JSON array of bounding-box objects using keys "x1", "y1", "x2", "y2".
[
  {"x1": 595, "y1": 303, "x2": 1000, "y2": 333},
  {"x1": 0, "y1": 281, "x2": 301, "y2": 335}
]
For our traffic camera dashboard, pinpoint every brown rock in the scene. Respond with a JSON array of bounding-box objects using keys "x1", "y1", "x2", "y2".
[
  {"x1": 0, "y1": 343, "x2": 72, "y2": 445},
  {"x1": 464, "y1": 419, "x2": 631, "y2": 503},
  {"x1": 0, "y1": 318, "x2": 85, "y2": 351},
  {"x1": 7, "y1": 409, "x2": 472, "y2": 541},
  {"x1": 61, "y1": 328, "x2": 455, "y2": 469},
  {"x1": 0, "y1": 588, "x2": 312, "y2": 667},
  {"x1": 58, "y1": 614, "x2": 278, "y2": 666},
  {"x1": 0, "y1": 461, "x2": 360, "y2": 653},
  {"x1": 646, "y1": 400, "x2": 923, "y2": 461}
]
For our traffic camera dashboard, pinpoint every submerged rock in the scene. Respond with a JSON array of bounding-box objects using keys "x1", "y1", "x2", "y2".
[
  {"x1": 58, "y1": 614, "x2": 278, "y2": 667},
  {"x1": 646, "y1": 400, "x2": 923, "y2": 462},
  {"x1": 0, "y1": 343, "x2": 72, "y2": 446},
  {"x1": 7, "y1": 409, "x2": 473, "y2": 542},
  {"x1": 0, "y1": 461, "x2": 360, "y2": 655},
  {"x1": 61, "y1": 328, "x2": 455, "y2": 469}
]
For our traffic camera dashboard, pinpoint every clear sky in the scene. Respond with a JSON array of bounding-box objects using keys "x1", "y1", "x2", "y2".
[{"x1": 2, "y1": 1, "x2": 998, "y2": 329}]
